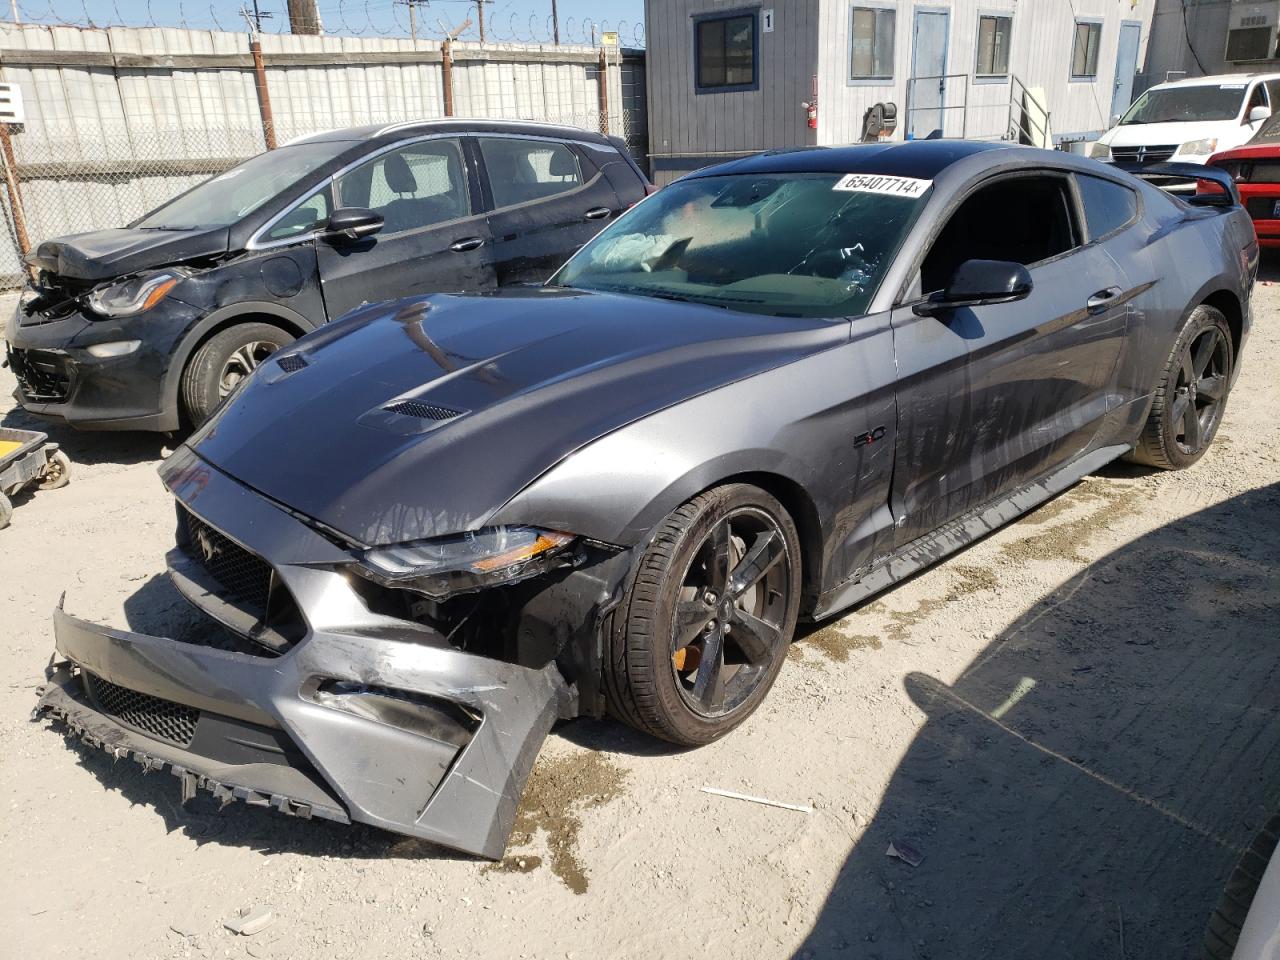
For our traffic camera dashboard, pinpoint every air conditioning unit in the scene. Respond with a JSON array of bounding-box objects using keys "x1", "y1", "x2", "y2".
[{"x1": 1226, "y1": 0, "x2": 1280, "y2": 62}]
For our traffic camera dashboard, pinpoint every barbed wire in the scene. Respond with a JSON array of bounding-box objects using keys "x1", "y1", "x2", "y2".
[{"x1": 5, "y1": 0, "x2": 646, "y2": 46}]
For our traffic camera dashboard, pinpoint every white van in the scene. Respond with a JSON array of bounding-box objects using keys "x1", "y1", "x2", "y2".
[{"x1": 1090, "y1": 73, "x2": 1280, "y2": 165}]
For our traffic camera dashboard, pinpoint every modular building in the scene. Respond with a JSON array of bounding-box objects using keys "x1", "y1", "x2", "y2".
[{"x1": 644, "y1": 0, "x2": 1157, "y2": 183}]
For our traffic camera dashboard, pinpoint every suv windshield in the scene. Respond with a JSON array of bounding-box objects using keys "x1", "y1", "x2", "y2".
[
  {"x1": 1120, "y1": 84, "x2": 1247, "y2": 125},
  {"x1": 136, "y1": 140, "x2": 352, "y2": 230},
  {"x1": 553, "y1": 173, "x2": 925, "y2": 318}
]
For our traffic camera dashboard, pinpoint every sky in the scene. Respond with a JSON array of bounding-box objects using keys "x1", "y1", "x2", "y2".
[{"x1": 14, "y1": 0, "x2": 647, "y2": 46}]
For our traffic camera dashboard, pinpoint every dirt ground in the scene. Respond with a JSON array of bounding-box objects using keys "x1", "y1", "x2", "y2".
[{"x1": 2, "y1": 270, "x2": 1278, "y2": 960}]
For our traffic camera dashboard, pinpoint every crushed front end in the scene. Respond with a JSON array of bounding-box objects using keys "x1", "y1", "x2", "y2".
[{"x1": 34, "y1": 446, "x2": 630, "y2": 859}]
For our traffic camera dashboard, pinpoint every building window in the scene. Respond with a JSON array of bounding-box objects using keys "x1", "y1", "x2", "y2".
[
  {"x1": 695, "y1": 13, "x2": 757, "y2": 91},
  {"x1": 1071, "y1": 20, "x2": 1102, "y2": 80},
  {"x1": 850, "y1": 6, "x2": 895, "y2": 81},
  {"x1": 976, "y1": 14, "x2": 1012, "y2": 77}
]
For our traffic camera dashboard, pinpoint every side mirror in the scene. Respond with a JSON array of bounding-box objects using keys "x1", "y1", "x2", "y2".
[
  {"x1": 914, "y1": 259, "x2": 1033, "y2": 317},
  {"x1": 324, "y1": 207, "x2": 384, "y2": 242},
  {"x1": 1248, "y1": 105, "x2": 1271, "y2": 124}
]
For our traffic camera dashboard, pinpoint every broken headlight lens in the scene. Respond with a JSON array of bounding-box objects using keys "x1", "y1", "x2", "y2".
[
  {"x1": 86, "y1": 271, "x2": 184, "y2": 318},
  {"x1": 353, "y1": 526, "x2": 576, "y2": 599}
]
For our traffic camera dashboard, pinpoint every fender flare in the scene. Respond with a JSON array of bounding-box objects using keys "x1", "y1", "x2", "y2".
[{"x1": 159, "y1": 300, "x2": 318, "y2": 430}]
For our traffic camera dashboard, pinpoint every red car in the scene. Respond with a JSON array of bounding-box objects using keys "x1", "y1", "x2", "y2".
[{"x1": 1207, "y1": 114, "x2": 1280, "y2": 247}]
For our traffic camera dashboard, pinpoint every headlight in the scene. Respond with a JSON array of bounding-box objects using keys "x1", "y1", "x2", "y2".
[
  {"x1": 1174, "y1": 137, "x2": 1219, "y2": 159},
  {"x1": 1089, "y1": 141, "x2": 1112, "y2": 160},
  {"x1": 86, "y1": 271, "x2": 183, "y2": 318},
  {"x1": 353, "y1": 526, "x2": 577, "y2": 599}
]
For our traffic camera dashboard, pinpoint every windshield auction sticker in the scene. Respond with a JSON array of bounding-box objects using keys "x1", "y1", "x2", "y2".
[{"x1": 833, "y1": 173, "x2": 933, "y2": 198}]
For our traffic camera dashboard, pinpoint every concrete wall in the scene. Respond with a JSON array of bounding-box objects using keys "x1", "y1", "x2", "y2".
[
  {"x1": 643, "y1": 0, "x2": 820, "y2": 184},
  {"x1": 0, "y1": 23, "x2": 642, "y2": 282},
  {"x1": 1147, "y1": 0, "x2": 1280, "y2": 82}
]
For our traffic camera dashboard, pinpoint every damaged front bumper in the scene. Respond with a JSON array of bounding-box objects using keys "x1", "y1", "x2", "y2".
[{"x1": 33, "y1": 448, "x2": 592, "y2": 860}]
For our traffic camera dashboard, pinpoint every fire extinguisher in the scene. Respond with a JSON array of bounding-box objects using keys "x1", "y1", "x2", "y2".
[{"x1": 805, "y1": 100, "x2": 818, "y2": 129}]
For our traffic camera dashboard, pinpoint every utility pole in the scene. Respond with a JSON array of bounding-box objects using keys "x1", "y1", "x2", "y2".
[
  {"x1": 240, "y1": 5, "x2": 277, "y2": 149},
  {"x1": 286, "y1": 0, "x2": 321, "y2": 34},
  {"x1": 242, "y1": 0, "x2": 271, "y2": 33},
  {"x1": 551, "y1": 0, "x2": 559, "y2": 44},
  {"x1": 399, "y1": 0, "x2": 428, "y2": 43},
  {"x1": 474, "y1": 0, "x2": 491, "y2": 43}
]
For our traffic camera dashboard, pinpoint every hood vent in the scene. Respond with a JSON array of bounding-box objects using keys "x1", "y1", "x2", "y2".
[
  {"x1": 276, "y1": 354, "x2": 308, "y2": 373},
  {"x1": 386, "y1": 399, "x2": 465, "y2": 422}
]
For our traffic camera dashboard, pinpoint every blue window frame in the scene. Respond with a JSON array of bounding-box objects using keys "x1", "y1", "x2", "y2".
[{"x1": 693, "y1": 10, "x2": 759, "y2": 93}]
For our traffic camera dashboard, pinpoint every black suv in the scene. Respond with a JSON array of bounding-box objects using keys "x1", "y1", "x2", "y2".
[{"x1": 5, "y1": 119, "x2": 651, "y2": 430}]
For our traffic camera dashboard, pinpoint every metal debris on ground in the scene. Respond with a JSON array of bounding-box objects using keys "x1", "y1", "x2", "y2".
[
  {"x1": 700, "y1": 786, "x2": 813, "y2": 813},
  {"x1": 886, "y1": 839, "x2": 924, "y2": 867}
]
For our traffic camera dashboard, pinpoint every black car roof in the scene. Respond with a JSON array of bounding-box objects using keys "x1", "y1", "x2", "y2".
[
  {"x1": 687, "y1": 140, "x2": 1015, "y2": 181},
  {"x1": 290, "y1": 117, "x2": 615, "y2": 147}
]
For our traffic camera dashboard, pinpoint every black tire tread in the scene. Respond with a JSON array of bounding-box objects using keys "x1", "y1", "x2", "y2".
[
  {"x1": 1202, "y1": 815, "x2": 1280, "y2": 960},
  {"x1": 180, "y1": 322, "x2": 292, "y2": 427}
]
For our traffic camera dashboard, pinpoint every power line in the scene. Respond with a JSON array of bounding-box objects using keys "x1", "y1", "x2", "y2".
[{"x1": 1180, "y1": 0, "x2": 1209, "y2": 75}]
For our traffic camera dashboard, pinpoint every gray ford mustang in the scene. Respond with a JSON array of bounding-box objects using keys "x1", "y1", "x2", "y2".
[{"x1": 35, "y1": 141, "x2": 1257, "y2": 859}]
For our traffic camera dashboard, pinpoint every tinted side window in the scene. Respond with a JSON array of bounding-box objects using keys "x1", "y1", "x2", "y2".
[
  {"x1": 337, "y1": 139, "x2": 470, "y2": 235},
  {"x1": 1076, "y1": 174, "x2": 1138, "y2": 240},
  {"x1": 479, "y1": 138, "x2": 583, "y2": 208},
  {"x1": 920, "y1": 175, "x2": 1078, "y2": 292}
]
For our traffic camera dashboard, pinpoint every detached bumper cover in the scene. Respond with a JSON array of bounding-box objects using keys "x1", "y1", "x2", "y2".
[{"x1": 33, "y1": 448, "x2": 575, "y2": 860}]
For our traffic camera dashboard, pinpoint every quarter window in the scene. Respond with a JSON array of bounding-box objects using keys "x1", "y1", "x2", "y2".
[
  {"x1": 337, "y1": 139, "x2": 470, "y2": 235},
  {"x1": 976, "y1": 15, "x2": 1012, "y2": 77},
  {"x1": 479, "y1": 139, "x2": 583, "y2": 208},
  {"x1": 850, "y1": 6, "x2": 895, "y2": 81},
  {"x1": 696, "y1": 13, "x2": 756, "y2": 90},
  {"x1": 265, "y1": 186, "x2": 331, "y2": 242},
  {"x1": 1075, "y1": 174, "x2": 1138, "y2": 241},
  {"x1": 1071, "y1": 21, "x2": 1102, "y2": 80}
]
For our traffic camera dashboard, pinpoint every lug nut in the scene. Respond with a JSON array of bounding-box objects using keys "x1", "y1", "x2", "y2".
[
  {"x1": 705, "y1": 619, "x2": 717, "y2": 633},
  {"x1": 704, "y1": 591, "x2": 717, "y2": 605}
]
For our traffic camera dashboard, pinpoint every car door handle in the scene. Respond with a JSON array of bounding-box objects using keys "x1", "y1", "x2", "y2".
[
  {"x1": 449, "y1": 237, "x2": 485, "y2": 252},
  {"x1": 1086, "y1": 286, "x2": 1123, "y2": 314},
  {"x1": 584, "y1": 207, "x2": 611, "y2": 220}
]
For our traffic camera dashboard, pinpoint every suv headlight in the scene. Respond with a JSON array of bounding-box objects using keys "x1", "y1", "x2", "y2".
[
  {"x1": 1174, "y1": 137, "x2": 1219, "y2": 159},
  {"x1": 1089, "y1": 141, "x2": 1112, "y2": 160},
  {"x1": 86, "y1": 271, "x2": 184, "y2": 318},
  {"x1": 353, "y1": 526, "x2": 577, "y2": 599}
]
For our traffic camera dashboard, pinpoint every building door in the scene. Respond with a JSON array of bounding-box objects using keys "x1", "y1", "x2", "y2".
[
  {"x1": 910, "y1": 9, "x2": 949, "y2": 139},
  {"x1": 1111, "y1": 22, "x2": 1142, "y2": 123}
]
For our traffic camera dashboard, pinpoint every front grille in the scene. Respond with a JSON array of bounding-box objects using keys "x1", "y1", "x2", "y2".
[
  {"x1": 1247, "y1": 196, "x2": 1280, "y2": 221},
  {"x1": 1249, "y1": 162, "x2": 1280, "y2": 183},
  {"x1": 8, "y1": 347, "x2": 73, "y2": 402},
  {"x1": 1111, "y1": 144, "x2": 1177, "y2": 164},
  {"x1": 386, "y1": 399, "x2": 464, "y2": 421},
  {"x1": 84, "y1": 673, "x2": 198, "y2": 747},
  {"x1": 276, "y1": 354, "x2": 308, "y2": 373},
  {"x1": 181, "y1": 509, "x2": 273, "y2": 612}
]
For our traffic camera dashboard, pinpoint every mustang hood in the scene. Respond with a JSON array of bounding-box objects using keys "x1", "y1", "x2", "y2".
[
  {"x1": 188, "y1": 289, "x2": 845, "y2": 546},
  {"x1": 27, "y1": 226, "x2": 231, "y2": 282}
]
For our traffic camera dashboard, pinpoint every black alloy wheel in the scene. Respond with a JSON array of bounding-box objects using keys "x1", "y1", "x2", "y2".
[{"x1": 1170, "y1": 324, "x2": 1230, "y2": 456}]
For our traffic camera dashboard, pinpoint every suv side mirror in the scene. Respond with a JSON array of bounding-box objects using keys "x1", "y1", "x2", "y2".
[
  {"x1": 1249, "y1": 105, "x2": 1271, "y2": 124},
  {"x1": 324, "y1": 207, "x2": 384, "y2": 242},
  {"x1": 914, "y1": 259, "x2": 1033, "y2": 317}
]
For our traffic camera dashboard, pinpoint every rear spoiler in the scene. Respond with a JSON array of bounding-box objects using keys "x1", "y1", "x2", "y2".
[{"x1": 1113, "y1": 161, "x2": 1240, "y2": 207}]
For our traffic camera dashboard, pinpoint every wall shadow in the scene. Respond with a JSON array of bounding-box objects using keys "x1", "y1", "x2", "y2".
[{"x1": 792, "y1": 482, "x2": 1280, "y2": 959}]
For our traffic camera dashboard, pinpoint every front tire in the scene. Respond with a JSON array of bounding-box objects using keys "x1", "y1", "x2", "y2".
[
  {"x1": 605, "y1": 484, "x2": 802, "y2": 746},
  {"x1": 180, "y1": 322, "x2": 293, "y2": 426},
  {"x1": 1129, "y1": 304, "x2": 1233, "y2": 470}
]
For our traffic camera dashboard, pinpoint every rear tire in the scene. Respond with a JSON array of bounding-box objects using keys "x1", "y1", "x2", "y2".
[
  {"x1": 605, "y1": 484, "x2": 802, "y2": 747},
  {"x1": 180, "y1": 322, "x2": 293, "y2": 426},
  {"x1": 1129, "y1": 305, "x2": 1233, "y2": 470},
  {"x1": 37, "y1": 450, "x2": 71, "y2": 491}
]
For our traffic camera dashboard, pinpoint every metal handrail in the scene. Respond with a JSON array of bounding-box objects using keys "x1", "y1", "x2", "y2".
[
  {"x1": 904, "y1": 72, "x2": 971, "y2": 139},
  {"x1": 1007, "y1": 75, "x2": 1051, "y2": 146}
]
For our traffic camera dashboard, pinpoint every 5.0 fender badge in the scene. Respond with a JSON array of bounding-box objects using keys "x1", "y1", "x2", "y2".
[{"x1": 854, "y1": 425, "x2": 888, "y2": 448}]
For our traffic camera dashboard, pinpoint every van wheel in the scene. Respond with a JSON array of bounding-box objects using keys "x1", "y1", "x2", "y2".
[{"x1": 180, "y1": 323, "x2": 293, "y2": 426}]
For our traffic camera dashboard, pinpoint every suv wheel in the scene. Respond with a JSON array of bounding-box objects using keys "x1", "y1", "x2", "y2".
[{"x1": 181, "y1": 322, "x2": 293, "y2": 426}]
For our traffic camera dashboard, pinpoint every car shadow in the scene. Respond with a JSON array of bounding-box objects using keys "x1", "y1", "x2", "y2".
[
  {"x1": 0, "y1": 404, "x2": 171, "y2": 467},
  {"x1": 790, "y1": 482, "x2": 1280, "y2": 959},
  {"x1": 1256, "y1": 247, "x2": 1280, "y2": 283}
]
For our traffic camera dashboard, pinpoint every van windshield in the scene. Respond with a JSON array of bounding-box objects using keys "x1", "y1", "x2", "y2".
[
  {"x1": 1120, "y1": 85, "x2": 1247, "y2": 125},
  {"x1": 136, "y1": 140, "x2": 351, "y2": 230},
  {"x1": 552, "y1": 173, "x2": 926, "y2": 318}
]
